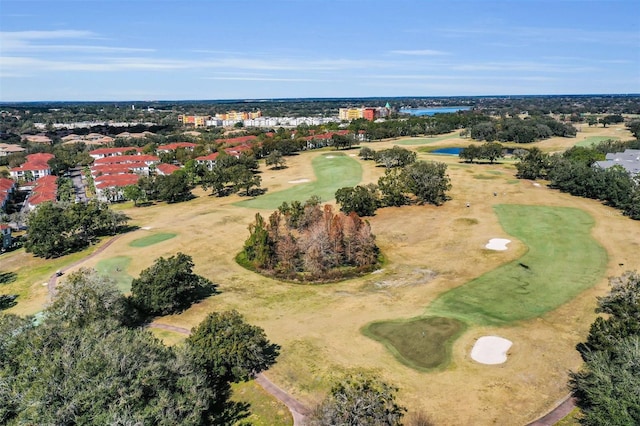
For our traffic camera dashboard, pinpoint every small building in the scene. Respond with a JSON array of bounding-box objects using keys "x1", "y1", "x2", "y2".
[
  {"x1": 9, "y1": 153, "x2": 54, "y2": 181},
  {"x1": 0, "y1": 143, "x2": 26, "y2": 157},
  {"x1": 157, "y1": 142, "x2": 197, "y2": 153},
  {"x1": 156, "y1": 163, "x2": 181, "y2": 176},
  {"x1": 0, "y1": 178, "x2": 16, "y2": 211},
  {"x1": 0, "y1": 224, "x2": 11, "y2": 250},
  {"x1": 594, "y1": 149, "x2": 640, "y2": 176},
  {"x1": 25, "y1": 175, "x2": 57, "y2": 211},
  {"x1": 89, "y1": 147, "x2": 142, "y2": 160}
]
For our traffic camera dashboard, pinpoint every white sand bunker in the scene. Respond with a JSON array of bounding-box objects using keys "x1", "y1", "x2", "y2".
[
  {"x1": 288, "y1": 178, "x2": 310, "y2": 184},
  {"x1": 141, "y1": 226, "x2": 152, "y2": 230},
  {"x1": 471, "y1": 336, "x2": 513, "y2": 365},
  {"x1": 325, "y1": 155, "x2": 336, "y2": 159},
  {"x1": 533, "y1": 182, "x2": 541, "y2": 187},
  {"x1": 485, "y1": 238, "x2": 511, "y2": 251}
]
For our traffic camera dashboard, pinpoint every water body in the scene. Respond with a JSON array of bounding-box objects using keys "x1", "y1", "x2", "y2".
[
  {"x1": 431, "y1": 147, "x2": 462, "y2": 155},
  {"x1": 400, "y1": 106, "x2": 472, "y2": 116}
]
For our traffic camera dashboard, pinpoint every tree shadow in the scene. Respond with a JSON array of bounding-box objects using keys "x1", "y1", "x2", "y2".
[
  {"x1": 215, "y1": 400, "x2": 251, "y2": 425},
  {"x1": 0, "y1": 294, "x2": 18, "y2": 311},
  {"x1": 0, "y1": 271, "x2": 17, "y2": 285}
]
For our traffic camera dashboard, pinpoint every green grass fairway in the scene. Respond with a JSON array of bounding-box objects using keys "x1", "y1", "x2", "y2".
[
  {"x1": 396, "y1": 133, "x2": 460, "y2": 146},
  {"x1": 575, "y1": 136, "x2": 619, "y2": 147},
  {"x1": 129, "y1": 232, "x2": 177, "y2": 247},
  {"x1": 235, "y1": 152, "x2": 362, "y2": 210},
  {"x1": 363, "y1": 317, "x2": 466, "y2": 371},
  {"x1": 95, "y1": 256, "x2": 134, "y2": 293},
  {"x1": 427, "y1": 205, "x2": 608, "y2": 325}
]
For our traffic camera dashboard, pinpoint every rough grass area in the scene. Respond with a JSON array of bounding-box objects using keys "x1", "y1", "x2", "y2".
[
  {"x1": 234, "y1": 152, "x2": 362, "y2": 210},
  {"x1": 428, "y1": 205, "x2": 608, "y2": 325},
  {"x1": 396, "y1": 132, "x2": 460, "y2": 146},
  {"x1": 363, "y1": 317, "x2": 466, "y2": 371},
  {"x1": 231, "y1": 381, "x2": 293, "y2": 426},
  {"x1": 128, "y1": 232, "x2": 177, "y2": 247},
  {"x1": 575, "y1": 135, "x2": 619, "y2": 147},
  {"x1": 95, "y1": 256, "x2": 134, "y2": 293}
]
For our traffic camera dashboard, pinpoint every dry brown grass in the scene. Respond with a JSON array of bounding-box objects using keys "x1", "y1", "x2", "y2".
[{"x1": 6, "y1": 123, "x2": 639, "y2": 424}]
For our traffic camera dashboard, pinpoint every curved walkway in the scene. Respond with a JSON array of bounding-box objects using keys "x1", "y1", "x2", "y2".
[
  {"x1": 46, "y1": 235, "x2": 574, "y2": 426},
  {"x1": 527, "y1": 395, "x2": 576, "y2": 426},
  {"x1": 148, "y1": 322, "x2": 311, "y2": 425},
  {"x1": 47, "y1": 233, "x2": 126, "y2": 299}
]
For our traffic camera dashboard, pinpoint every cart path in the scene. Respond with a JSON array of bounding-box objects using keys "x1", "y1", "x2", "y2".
[
  {"x1": 148, "y1": 322, "x2": 311, "y2": 425},
  {"x1": 47, "y1": 233, "x2": 126, "y2": 299},
  {"x1": 527, "y1": 395, "x2": 576, "y2": 425},
  {"x1": 46, "y1": 235, "x2": 575, "y2": 426}
]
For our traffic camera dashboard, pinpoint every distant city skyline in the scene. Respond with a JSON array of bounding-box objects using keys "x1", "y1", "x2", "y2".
[{"x1": 1, "y1": 0, "x2": 639, "y2": 102}]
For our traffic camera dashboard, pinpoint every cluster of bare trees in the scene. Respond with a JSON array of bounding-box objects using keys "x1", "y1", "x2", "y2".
[{"x1": 241, "y1": 198, "x2": 379, "y2": 281}]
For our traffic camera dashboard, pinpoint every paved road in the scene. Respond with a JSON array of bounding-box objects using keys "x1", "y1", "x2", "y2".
[{"x1": 69, "y1": 167, "x2": 88, "y2": 203}]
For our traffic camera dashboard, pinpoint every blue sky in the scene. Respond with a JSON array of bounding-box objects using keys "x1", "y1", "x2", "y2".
[{"x1": 1, "y1": 0, "x2": 639, "y2": 101}]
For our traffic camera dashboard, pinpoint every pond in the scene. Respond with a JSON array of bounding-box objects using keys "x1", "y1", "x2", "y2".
[
  {"x1": 400, "y1": 106, "x2": 472, "y2": 116},
  {"x1": 431, "y1": 147, "x2": 462, "y2": 155}
]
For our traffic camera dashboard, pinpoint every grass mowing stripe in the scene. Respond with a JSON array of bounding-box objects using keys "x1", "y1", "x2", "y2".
[
  {"x1": 427, "y1": 205, "x2": 608, "y2": 325},
  {"x1": 235, "y1": 153, "x2": 362, "y2": 210},
  {"x1": 129, "y1": 232, "x2": 177, "y2": 247}
]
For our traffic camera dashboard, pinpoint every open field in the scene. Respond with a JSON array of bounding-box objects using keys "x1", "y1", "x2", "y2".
[
  {"x1": 129, "y1": 232, "x2": 177, "y2": 247},
  {"x1": 428, "y1": 205, "x2": 608, "y2": 325},
  {"x1": 395, "y1": 131, "x2": 461, "y2": 146},
  {"x1": 235, "y1": 151, "x2": 362, "y2": 210},
  {"x1": 4, "y1": 122, "x2": 640, "y2": 424}
]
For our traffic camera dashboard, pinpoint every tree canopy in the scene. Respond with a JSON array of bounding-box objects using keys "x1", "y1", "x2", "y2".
[
  {"x1": 569, "y1": 271, "x2": 640, "y2": 425},
  {"x1": 309, "y1": 373, "x2": 406, "y2": 426},
  {"x1": 25, "y1": 200, "x2": 129, "y2": 258},
  {"x1": 130, "y1": 252, "x2": 215, "y2": 316}
]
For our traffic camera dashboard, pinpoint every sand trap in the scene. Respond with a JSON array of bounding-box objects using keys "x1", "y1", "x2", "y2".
[
  {"x1": 485, "y1": 238, "x2": 511, "y2": 251},
  {"x1": 325, "y1": 155, "x2": 336, "y2": 159},
  {"x1": 471, "y1": 336, "x2": 513, "y2": 364},
  {"x1": 532, "y1": 182, "x2": 541, "y2": 187},
  {"x1": 288, "y1": 179, "x2": 310, "y2": 184},
  {"x1": 349, "y1": 154, "x2": 357, "y2": 156}
]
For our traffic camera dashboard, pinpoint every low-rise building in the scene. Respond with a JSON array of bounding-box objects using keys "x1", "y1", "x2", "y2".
[
  {"x1": 9, "y1": 153, "x2": 54, "y2": 181},
  {"x1": 156, "y1": 163, "x2": 181, "y2": 176},
  {"x1": 157, "y1": 142, "x2": 197, "y2": 153},
  {"x1": 25, "y1": 175, "x2": 57, "y2": 211},
  {"x1": 89, "y1": 147, "x2": 143, "y2": 160},
  {"x1": 594, "y1": 149, "x2": 640, "y2": 176},
  {"x1": 0, "y1": 143, "x2": 26, "y2": 157},
  {"x1": 0, "y1": 178, "x2": 16, "y2": 211}
]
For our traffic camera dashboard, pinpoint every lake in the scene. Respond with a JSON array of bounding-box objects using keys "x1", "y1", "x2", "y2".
[
  {"x1": 400, "y1": 106, "x2": 472, "y2": 116},
  {"x1": 431, "y1": 147, "x2": 462, "y2": 155}
]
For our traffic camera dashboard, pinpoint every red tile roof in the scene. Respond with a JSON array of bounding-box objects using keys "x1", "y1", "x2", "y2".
[
  {"x1": 157, "y1": 142, "x2": 197, "y2": 151},
  {"x1": 92, "y1": 164, "x2": 147, "y2": 176},
  {"x1": 156, "y1": 163, "x2": 181, "y2": 175},
  {"x1": 196, "y1": 153, "x2": 220, "y2": 161},
  {"x1": 95, "y1": 174, "x2": 140, "y2": 189},
  {"x1": 90, "y1": 147, "x2": 142, "y2": 156},
  {"x1": 29, "y1": 175, "x2": 57, "y2": 206},
  {"x1": 0, "y1": 178, "x2": 15, "y2": 192},
  {"x1": 94, "y1": 154, "x2": 159, "y2": 165},
  {"x1": 10, "y1": 153, "x2": 54, "y2": 172},
  {"x1": 215, "y1": 135, "x2": 258, "y2": 146}
]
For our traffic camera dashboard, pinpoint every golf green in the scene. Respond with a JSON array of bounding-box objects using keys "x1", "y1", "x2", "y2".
[
  {"x1": 363, "y1": 317, "x2": 466, "y2": 371},
  {"x1": 235, "y1": 152, "x2": 362, "y2": 210},
  {"x1": 95, "y1": 256, "x2": 134, "y2": 294},
  {"x1": 129, "y1": 233, "x2": 177, "y2": 247},
  {"x1": 427, "y1": 204, "x2": 608, "y2": 325}
]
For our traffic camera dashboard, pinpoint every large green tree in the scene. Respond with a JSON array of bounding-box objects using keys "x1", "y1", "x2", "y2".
[
  {"x1": 309, "y1": 373, "x2": 406, "y2": 426},
  {"x1": 335, "y1": 184, "x2": 379, "y2": 217},
  {"x1": 130, "y1": 253, "x2": 214, "y2": 316},
  {"x1": 402, "y1": 160, "x2": 451, "y2": 205},
  {"x1": 186, "y1": 310, "x2": 280, "y2": 384},
  {"x1": 570, "y1": 272, "x2": 640, "y2": 425}
]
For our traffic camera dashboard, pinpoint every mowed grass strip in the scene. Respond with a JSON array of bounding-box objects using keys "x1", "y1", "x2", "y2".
[
  {"x1": 363, "y1": 317, "x2": 466, "y2": 371},
  {"x1": 231, "y1": 381, "x2": 293, "y2": 426},
  {"x1": 427, "y1": 205, "x2": 608, "y2": 325},
  {"x1": 235, "y1": 153, "x2": 362, "y2": 210},
  {"x1": 396, "y1": 132, "x2": 460, "y2": 146},
  {"x1": 128, "y1": 232, "x2": 177, "y2": 247},
  {"x1": 95, "y1": 256, "x2": 134, "y2": 294},
  {"x1": 575, "y1": 135, "x2": 619, "y2": 147}
]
